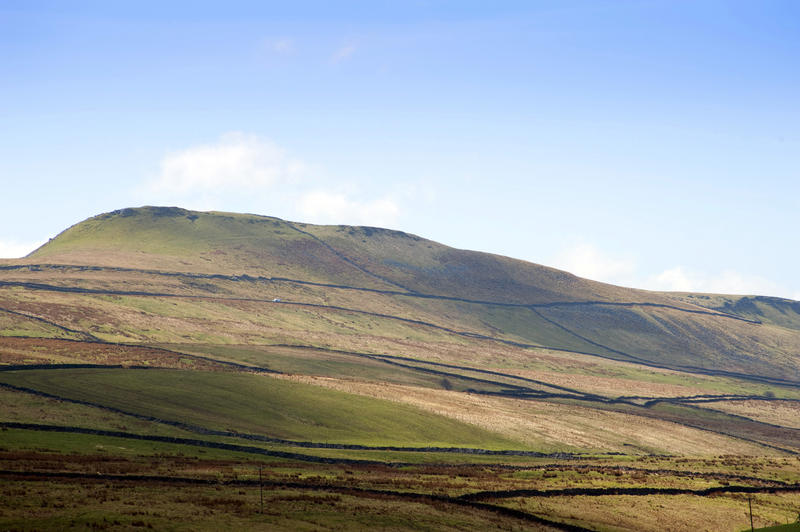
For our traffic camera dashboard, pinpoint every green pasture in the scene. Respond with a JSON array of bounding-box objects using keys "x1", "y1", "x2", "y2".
[
  {"x1": 0, "y1": 368, "x2": 523, "y2": 448},
  {"x1": 160, "y1": 343, "x2": 518, "y2": 393}
]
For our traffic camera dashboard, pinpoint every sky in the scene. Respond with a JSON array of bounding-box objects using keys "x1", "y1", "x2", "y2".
[{"x1": 1, "y1": 1, "x2": 798, "y2": 299}]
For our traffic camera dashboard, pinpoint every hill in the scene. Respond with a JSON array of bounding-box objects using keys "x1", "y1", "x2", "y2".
[
  {"x1": 12, "y1": 206, "x2": 800, "y2": 383},
  {"x1": 1, "y1": 206, "x2": 799, "y2": 530},
  {"x1": 27, "y1": 206, "x2": 652, "y2": 301}
]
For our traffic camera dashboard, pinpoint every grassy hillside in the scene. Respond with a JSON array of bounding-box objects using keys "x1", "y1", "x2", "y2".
[
  {"x1": 0, "y1": 368, "x2": 522, "y2": 448},
  {"x1": 26, "y1": 207, "x2": 691, "y2": 305},
  {"x1": 3, "y1": 206, "x2": 800, "y2": 530},
  {"x1": 27, "y1": 207, "x2": 396, "y2": 289},
  {"x1": 665, "y1": 292, "x2": 800, "y2": 331},
  {"x1": 4, "y1": 207, "x2": 798, "y2": 382}
]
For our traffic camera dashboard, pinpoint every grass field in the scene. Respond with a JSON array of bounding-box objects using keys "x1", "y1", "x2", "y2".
[{"x1": 0, "y1": 368, "x2": 524, "y2": 448}]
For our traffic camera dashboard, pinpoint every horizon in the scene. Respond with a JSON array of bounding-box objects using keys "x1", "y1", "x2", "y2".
[{"x1": 2, "y1": 1, "x2": 798, "y2": 299}]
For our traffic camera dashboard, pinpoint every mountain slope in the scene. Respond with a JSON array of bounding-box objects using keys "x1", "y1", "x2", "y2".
[
  {"x1": 3, "y1": 206, "x2": 800, "y2": 530},
  {"x1": 26, "y1": 206, "x2": 695, "y2": 304},
  {"x1": 665, "y1": 292, "x2": 800, "y2": 332},
  {"x1": 12, "y1": 206, "x2": 799, "y2": 383}
]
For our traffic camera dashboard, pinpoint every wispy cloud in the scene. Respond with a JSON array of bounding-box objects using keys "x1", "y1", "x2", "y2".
[
  {"x1": 648, "y1": 266, "x2": 779, "y2": 296},
  {"x1": 298, "y1": 189, "x2": 399, "y2": 227},
  {"x1": 144, "y1": 132, "x2": 307, "y2": 195},
  {"x1": 549, "y1": 242, "x2": 788, "y2": 297},
  {"x1": 550, "y1": 243, "x2": 636, "y2": 285},
  {"x1": 0, "y1": 239, "x2": 45, "y2": 258},
  {"x1": 271, "y1": 38, "x2": 294, "y2": 54},
  {"x1": 330, "y1": 42, "x2": 357, "y2": 64},
  {"x1": 650, "y1": 267, "x2": 695, "y2": 292},
  {"x1": 137, "y1": 132, "x2": 404, "y2": 227}
]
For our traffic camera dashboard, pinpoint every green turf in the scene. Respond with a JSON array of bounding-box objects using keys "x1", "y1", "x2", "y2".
[
  {"x1": 0, "y1": 428, "x2": 290, "y2": 463},
  {"x1": 0, "y1": 425, "x2": 587, "y2": 465},
  {"x1": 0, "y1": 368, "x2": 524, "y2": 448},
  {"x1": 157, "y1": 344, "x2": 514, "y2": 393}
]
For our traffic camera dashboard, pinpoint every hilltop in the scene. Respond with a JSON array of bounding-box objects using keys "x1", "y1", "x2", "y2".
[
  {"x1": 2, "y1": 206, "x2": 799, "y2": 530},
  {"x1": 29, "y1": 206, "x2": 650, "y2": 302},
  {"x1": 11, "y1": 206, "x2": 800, "y2": 383}
]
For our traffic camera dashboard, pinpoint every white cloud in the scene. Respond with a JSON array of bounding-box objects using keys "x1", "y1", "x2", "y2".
[
  {"x1": 298, "y1": 189, "x2": 399, "y2": 227},
  {"x1": 651, "y1": 266, "x2": 696, "y2": 292},
  {"x1": 330, "y1": 43, "x2": 357, "y2": 64},
  {"x1": 136, "y1": 132, "x2": 408, "y2": 228},
  {"x1": 648, "y1": 267, "x2": 779, "y2": 296},
  {"x1": 706, "y1": 270, "x2": 778, "y2": 295},
  {"x1": 0, "y1": 239, "x2": 45, "y2": 258},
  {"x1": 145, "y1": 132, "x2": 306, "y2": 195},
  {"x1": 548, "y1": 243, "x2": 788, "y2": 297},
  {"x1": 550, "y1": 243, "x2": 636, "y2": 284}
]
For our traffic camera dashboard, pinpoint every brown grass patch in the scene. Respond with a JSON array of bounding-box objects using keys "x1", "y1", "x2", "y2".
[
  {"x1": 0, "y1": 337, "x2": 229, "y2": 371},
  {"x1": 502, "y1": 368, "x2": 711, "y2": 398},
  {"x1": 271, "y1": 374, "x2": 773, "y2": 455},
  {"x1": 703, "y1": 400, "x2": 800, "y2": 429},
  {"x1": 513, "y1": 492, "x2": 800, "y2": 532}
]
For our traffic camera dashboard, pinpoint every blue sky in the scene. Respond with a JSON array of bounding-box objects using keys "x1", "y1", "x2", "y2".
[{"x1": 1, "y1": 1, "x2": 798, "y2": 299}]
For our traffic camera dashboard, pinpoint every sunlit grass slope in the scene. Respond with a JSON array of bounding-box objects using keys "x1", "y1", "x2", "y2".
[
  {"x1": 28, "y1": 207, "x2": 394, "y2": 288},
  {"x1": 27, "y1": 206, "x2": 685, "y2": 304},
  {"x1": 0, "y1": 368, "x2": 524, "y2": 448}
]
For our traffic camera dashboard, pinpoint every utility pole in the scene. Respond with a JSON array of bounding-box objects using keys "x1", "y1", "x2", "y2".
[
  {"x1": 259, "y1": 465, "x2": 264, "y2": 514},
  {"x1": 748, "y1": 496, "x2": 754, "y2": 532}
]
